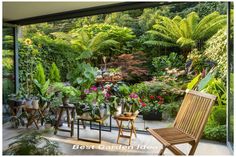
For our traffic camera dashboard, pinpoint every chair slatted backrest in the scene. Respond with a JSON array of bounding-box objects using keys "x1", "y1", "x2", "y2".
[{"x1": 173, "y1": 90, "x2": 217, "y2": 141}]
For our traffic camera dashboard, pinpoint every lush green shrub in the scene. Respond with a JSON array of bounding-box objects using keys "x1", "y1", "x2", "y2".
[
  {"x1": 67, "y1": 62, "x2": 97, "y2": 90},
  {"x1": 34, "y1": 62, "x2": 46, "y2": 85},
  {"x1": 145, "y1": 80, "x2": 185, "y2": 103},
  {"x1": 152, "y1": 52, "x2": 184, "y2": 76},
  {"x1": 202, "y1": 78, "x2": 226, "y2": 106},
  {"x1": 187, "y1": 49, "x2": 209, "y2": 73},
  {"x1": 205, "y1": 28, "x2": 227, "y2": 79},
  {"x1": 211, "y1": 106, "x2": 226, "y2": 125},
  {"x1": 71, "y1": 23, "x2": 135, "y2": 54},
  {"x1": 203, "y1": 124, "x2": 226, "y2": 142},
  {"x1": 162, "y1": 100, "x2": 181, "y2": 119},
  {"x1": 49, "y1": 63, "x2": 61, "y2": 83},
  {"x1": 31, "y1": 35, "x2": 79, "y2": 81},
  {"x1": 203, "y1": 105, "x2": 226, "y2": 142},
  {"x1": 130, "y1": 82, "x2": 149, "y2": 98}
]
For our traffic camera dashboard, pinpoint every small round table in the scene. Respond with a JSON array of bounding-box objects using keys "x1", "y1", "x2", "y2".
[{"x1": 114, "y1": 115, "x2": 137, "y2": 145}]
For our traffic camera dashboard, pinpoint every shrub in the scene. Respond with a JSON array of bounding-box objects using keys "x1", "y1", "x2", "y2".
[
  {"x1": 162, "y1": 100, "x2": 181, "y2": 119},
  {"x1": 49, "y1": 63, "x2": 61, "y2": 83},
  {"x1": 203, "y1": 124, "x2": 226, "y2": 142},
  {"x1": 211, "y1": 106, "x2": 226, "y2": 125},
  {"x1": 152, "y1": 52, "x2": 184, "y2": 76},
  {"x1": 205, "y1": 28, "x2": 227, "y2": 79},
  {"x1": 145, "y1": 80, "x2": 185, "y2": 103},
  {"x1": 34, "y1": 62, "x2": 46, "y2": 85}
]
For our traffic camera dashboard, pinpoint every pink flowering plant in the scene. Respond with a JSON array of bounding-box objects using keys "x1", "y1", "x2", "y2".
[
  {"x1": 140, "y1": 95, "x2": 164, "y2": 113},
  {"x1": 125, "y1": 92, "x2": 141, "y2": 113},
  {"x1": 84, "y1": 85, "x2": 105, "y2": 105}
]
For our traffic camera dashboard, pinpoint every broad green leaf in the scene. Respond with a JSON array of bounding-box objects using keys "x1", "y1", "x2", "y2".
[
  {"x1": 187, "y1": 74, "x2": 201, "y2": 90},
  {"x1": 198, "y1": 72, "x2": 215, "y2": 91}
]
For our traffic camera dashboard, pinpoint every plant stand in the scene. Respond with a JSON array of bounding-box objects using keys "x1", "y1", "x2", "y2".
[
  {"x1": 114, "y1": 115, "x2": 137, "y2": 146},
  {"x1": 77, "y1": 118, "x2": 102, "y2": 143},
  {"x1": 54, "y1": 104, "x2": 75, "y2": 137},
  {"x1": 90, "y1": 115, "x2": 112, "y2": 132},
  {"x1": 24, "y1": 107, "x2": 44, "y2": 129}
]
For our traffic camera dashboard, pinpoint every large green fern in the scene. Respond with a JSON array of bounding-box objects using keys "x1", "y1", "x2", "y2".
[{"x1": 145, "y1": 11, "x2": 226, "y2": 57}]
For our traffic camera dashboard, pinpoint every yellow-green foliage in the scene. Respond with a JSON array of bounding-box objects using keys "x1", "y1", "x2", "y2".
[
  {"x1": 49, "y1": 63, "x2": 61, "y2": 83},
  {"x1": 34, "y1": 62, "x2": 46, "y2": 85},
  {"x1": 205, "y1": 28, "x2": 227, "y2": 79}
]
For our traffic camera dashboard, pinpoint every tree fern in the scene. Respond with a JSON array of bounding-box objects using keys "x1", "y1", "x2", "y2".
[{"x1": 145, "y1": 11, "x2": 226, "y2": 58}]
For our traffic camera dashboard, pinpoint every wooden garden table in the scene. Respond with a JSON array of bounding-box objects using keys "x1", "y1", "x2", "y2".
[{"x1": 114, "y1": 115, "x2": 137, "y2": 145}]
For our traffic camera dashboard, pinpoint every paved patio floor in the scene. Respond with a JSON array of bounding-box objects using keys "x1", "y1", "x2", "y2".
[{"x1": 2, "y1": 122, "x2": 232, "y2": 155}]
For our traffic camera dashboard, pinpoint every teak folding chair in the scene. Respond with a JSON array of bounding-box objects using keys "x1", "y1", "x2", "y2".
[{"x1": 147, "y1": 89, "x2": 217, "y2": 155}]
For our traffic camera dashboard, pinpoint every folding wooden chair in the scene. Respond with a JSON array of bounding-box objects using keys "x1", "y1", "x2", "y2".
[{"x1": 147, "y1": 89, "x2": 217, "y2": 155}]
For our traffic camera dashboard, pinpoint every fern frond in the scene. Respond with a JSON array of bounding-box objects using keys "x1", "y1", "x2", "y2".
[
  {"x1": 146, "y1": 30, "x2": 176, "y2": 42},
  {"x1": 144, "y1": 40, "x2": 178, "y2": 47},
  {"x1": 176, "y1": 37, "x2": 195, "y2": 48}
]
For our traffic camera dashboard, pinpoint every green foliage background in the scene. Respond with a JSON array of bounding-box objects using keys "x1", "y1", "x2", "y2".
[{"x1": 17, "y1": 2, "x2": 229, "y2": 142}]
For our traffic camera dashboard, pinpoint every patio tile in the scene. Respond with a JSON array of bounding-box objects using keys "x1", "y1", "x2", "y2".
[{"x1": 3, "y1": 122, "x2": 232, "y2": 155}]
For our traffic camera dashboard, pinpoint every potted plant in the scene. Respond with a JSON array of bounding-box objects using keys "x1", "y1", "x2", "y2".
[
  {"x1": 124, "y1": 92, "x2": 140, "y2": 117},
  {"x1": 84, "y1": 86, "x2": 107, "y2": 120},
  {"x1": 33, "y1": 79, "x2": 54, "y2": 109},
  {"x1": 32, "y1": 97, "x2": 39, "y2": 109},
  {"x1": 53, "y1": 82, "x2": 80, "y2": 106},
  {"x1": 44, "y1": 115, "x2": 56, "y2": 129},
  {"x1": 9, "y1": 111, "x2": 27, "y2": 129},
  {"x1": 140, "y1": 95, "x2": 164, "y2": 120}
]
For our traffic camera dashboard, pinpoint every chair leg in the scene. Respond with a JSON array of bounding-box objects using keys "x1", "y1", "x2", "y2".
[
  {"x1": 158, "y1": 145, "x2": 166, "y2": 155},
  {"x1": 167, "y1": 145, "x2": 185, "y2": 155},
  {"x1": 188, "y1": 143, "x2": 198, "y2": 155}
]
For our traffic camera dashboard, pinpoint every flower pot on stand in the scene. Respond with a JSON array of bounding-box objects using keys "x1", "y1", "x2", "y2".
[
  {"x1": 114, "y1": 105, "x2": 122, "y2": 117},
  {"x1": 24, "y1": 99, "x2": 32, "y2": 108}
]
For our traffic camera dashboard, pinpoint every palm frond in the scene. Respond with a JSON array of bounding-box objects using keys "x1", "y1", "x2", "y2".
[
  {"x1": 176, "y1": 37, "x2": 195, "y2": 48},
  {"x1": 146, "y1": 30, "x2": 176, "y2": 42},
  {"x1": 193, "y1": 15, "x2": 226, "y2": 40},
  {"x1": 89, "y1": 32, "x2": 108, "y2": 50},
  {"x1": 172, "y1": 15, "x2": 183, "y2": 25},
  {"x1": 144, "y1": 40, "x2": 178, "y2": 47},
  {"x1": 186, "y1": 12, "x2": 199, "y2": 31},
  {"x1": 96, "y1": 39, "x2": 120, "y2": 51},
  {"x1": 194, "y1": 11, "x2": 221, "y2": 35}
]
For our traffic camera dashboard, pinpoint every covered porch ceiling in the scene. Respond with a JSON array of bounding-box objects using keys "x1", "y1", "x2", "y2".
[{"x1": 3, "y1": 1, "x2": 183, "y2": 25}]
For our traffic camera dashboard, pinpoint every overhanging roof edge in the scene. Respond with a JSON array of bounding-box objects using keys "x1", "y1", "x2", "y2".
[{"x1": 6, "y1": 2, "x2": 189, "y2": 26}]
